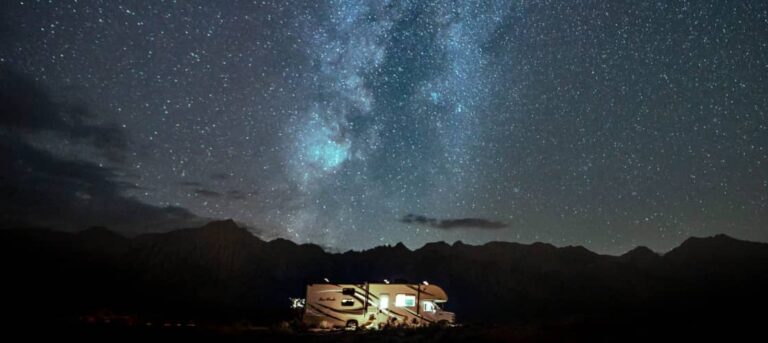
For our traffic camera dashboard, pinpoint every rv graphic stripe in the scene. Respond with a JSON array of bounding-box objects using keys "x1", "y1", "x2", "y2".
[
  {"x1": 307, "y1": 304, "x2": 344, "y2": 322},
  {"x1": 317, "y1": 303, "x2": 364, "y2": 315},
  {"x1": 352, "y1": 285, "x2": 379, "y2": 300},
  {"x1": 353, "y1": 293, "x2": 378, "y2": 306}
]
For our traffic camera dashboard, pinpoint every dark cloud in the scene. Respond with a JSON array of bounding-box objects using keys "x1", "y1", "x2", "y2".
[
  {"x1": 194, "y1": 189, "x2": 223, "y2": 198},
  {"x1": 226, "y1": 190, "x2": 247, "y2": 200},
  {"x1": 0, "y1": 67, "x2": 206, "y2": 233},
  {"x1": 226, "y1": 190, "x2": 256, "y2": 201},
  {"x1": 186, "y1": 186, "x2": 254, "y2": 201},
  {"x1": 193, "y1": 189, "x2": 256, "y2": 201},
  {"x1": 187, "y1": 188, "x2": 257, "y2": 201},
  {"x1": 0, "y1": 66, "x2": 128, "y2": 162},
  {"x1": 210, "y1": 173, "x2": 231, "y2": 181},
  {"x1": 401, "y1": 214, "x2": 507, "y2": 230},
  {"x1": 0, "y1": 134, "x2": 205, "y2": 233}
]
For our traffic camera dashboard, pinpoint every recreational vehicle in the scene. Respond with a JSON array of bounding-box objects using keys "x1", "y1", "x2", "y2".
[{"x1": 302, "y1": 282, "x2": 455, "y2": 330}]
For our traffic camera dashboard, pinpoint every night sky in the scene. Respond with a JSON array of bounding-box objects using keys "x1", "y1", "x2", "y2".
[{"x1": 1, "y1": 0, "x2": 766, "y2": 254}]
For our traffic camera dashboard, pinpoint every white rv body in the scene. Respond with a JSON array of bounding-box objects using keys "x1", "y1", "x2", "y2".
[{"x1": 303, "y1": 282, "x2": 455, "y2": 330}]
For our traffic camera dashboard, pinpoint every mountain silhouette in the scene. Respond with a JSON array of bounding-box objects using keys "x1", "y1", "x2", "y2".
[{"x1": 2, "y1": 220, "x2": 767, "y2": 340}]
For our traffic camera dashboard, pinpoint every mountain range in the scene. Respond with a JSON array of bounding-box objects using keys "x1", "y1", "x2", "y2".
[{"x1": 3, "y1": 219, "x2": 767, "y2": 339}]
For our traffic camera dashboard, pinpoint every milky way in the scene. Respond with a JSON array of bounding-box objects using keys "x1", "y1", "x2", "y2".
[{"x1": 1, "y1": 0, "x2": 767, "y2": 254}]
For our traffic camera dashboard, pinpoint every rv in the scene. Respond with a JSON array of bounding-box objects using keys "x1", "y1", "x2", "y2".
[{"x1": 302, "y1": 282, "x2": 455, "y2": 330}]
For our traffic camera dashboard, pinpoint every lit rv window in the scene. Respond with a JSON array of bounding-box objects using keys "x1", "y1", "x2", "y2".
[
  {"x1": 395, "y1": 294, "x2": 416, "y2": 307},
  {"x1": 423, "y1": 301, "x2": 436, "y2": 312},
  {"x1": 342, "y1": 288, "x2": 355, "y2": 296},
  {"x1": 341, "y1": 299, "x2": 355, "y2": 307},
  {"x1": 379, "y1": 294, "x2": 389, "y2": 309}
]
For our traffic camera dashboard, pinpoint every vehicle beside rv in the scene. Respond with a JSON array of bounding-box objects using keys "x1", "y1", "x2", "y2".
[{"x1": 301, "y1": 282, "x2": 455, "y2": 330}]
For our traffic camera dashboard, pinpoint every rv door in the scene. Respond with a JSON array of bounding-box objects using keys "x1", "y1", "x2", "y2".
[{"x1": 379, "y1": 294, "x2": 389, "y2": 310}]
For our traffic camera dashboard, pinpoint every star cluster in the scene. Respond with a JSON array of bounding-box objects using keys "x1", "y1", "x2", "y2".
[{"x1": 1, "y1": 0, "x2": 766, "y2": 254}]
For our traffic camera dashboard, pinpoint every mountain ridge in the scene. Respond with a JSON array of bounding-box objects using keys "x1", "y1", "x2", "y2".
[
  {"x1": 14, "y1": 218, "x2": 756, "y2": 257},
  {"x1": 2, "y1": 219, "x2": 767, "y2": 334}
]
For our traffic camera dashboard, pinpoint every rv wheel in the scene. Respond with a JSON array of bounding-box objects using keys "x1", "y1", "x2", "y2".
[
  {"x1": 345, "y1": 320, "x2": 358, "y2": 331},
  {"x1": 437, "y1": 320, "x2": 450, "y2": 328}
]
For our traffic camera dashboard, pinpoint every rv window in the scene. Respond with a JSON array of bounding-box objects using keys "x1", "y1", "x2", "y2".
[
  {"x1": 423, "y1": 301, "x2": 436, "y2": 313},
  {"x1": 342, "y1": 288, "x2": 355, "y2": 296},
  {"x1": 395, "y1": 294, "x2": 416, "y2": 307},
  {"x1": 341, "y1": 299, "x2": 355, "y2": 307}
]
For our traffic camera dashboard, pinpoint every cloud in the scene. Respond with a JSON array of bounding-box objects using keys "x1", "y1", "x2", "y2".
[
  {"x1": 179, "y1": 181, "x2": 203, "y2": 187},
  {"x1": 210, "y1": 173, "x2": 231, "y2": 180},
  {"x1": 401, "y1": 214, "x2": 507, "y2": 230},
  {"x1": 195, "y1": 189, "x2": 256, "y2": 201},
  {"x1": 0, "y1": 66, "x2": 128, "y2": 162},
  {"x1": 194, "y1": 189, "x2": 223, "y2": 198},
  {"x1": 0, "y1": 67, "x2": 206, "y2": 233},
  {"x1": 226, "y1": 190, "x2": 250, "y2": 200},
  {"x1": 185, "y1": 184, "x2": 253, "y2": 201}
]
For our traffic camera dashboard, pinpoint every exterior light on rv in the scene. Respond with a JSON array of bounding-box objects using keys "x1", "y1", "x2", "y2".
[
  {"x1": 423, "y1": 281, "x2": 429, "y2": 285},
  {"x1": 384, "y1": 279, "x2": 390, "y2": 284},
  {"x1": 323, "y1": 278, "x2": 329, "y2": 283},
  {"x1": 289, "y1": 298, "x2": 305, "y2": 309}
]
